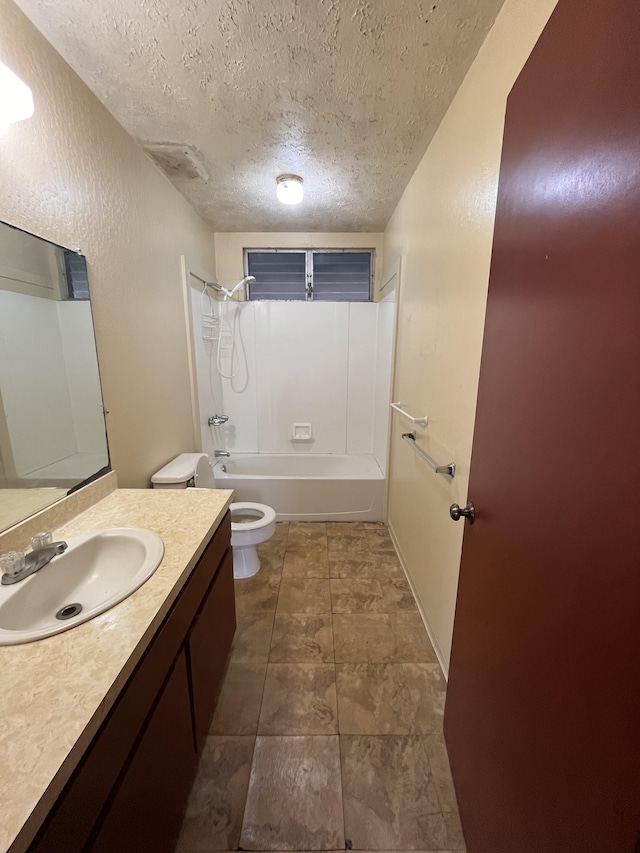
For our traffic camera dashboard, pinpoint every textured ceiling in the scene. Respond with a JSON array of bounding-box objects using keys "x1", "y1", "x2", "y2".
[{"x1": 15, "y1": 0, "x2": 506, "y2": 231}]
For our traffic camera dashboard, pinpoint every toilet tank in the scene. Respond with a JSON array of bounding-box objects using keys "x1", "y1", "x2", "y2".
[
  {"x1": 194, "y1": 454, "x2": 216, "y2": 488},
  {"x1": 151, "y1": 453, "x2": 216, "y2": 489}
]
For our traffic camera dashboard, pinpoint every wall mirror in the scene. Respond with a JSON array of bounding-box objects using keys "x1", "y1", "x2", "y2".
[{"x1": 0, "y1": 221, "x2": 109, "y2": 533}]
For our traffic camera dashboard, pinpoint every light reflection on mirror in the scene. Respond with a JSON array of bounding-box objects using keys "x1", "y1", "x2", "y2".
[{"x1": 0, "y1": 221, "x2": 109, "y2": 533}]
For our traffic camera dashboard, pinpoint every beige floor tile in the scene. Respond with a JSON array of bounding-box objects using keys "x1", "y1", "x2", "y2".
[
  {"x1": 272, "y1": 521, "x2": 290, "y2": 539},
  {"x1": 259, "y1": 547, "x2": 287, "y2": 567},
  {"x1": 333, "y1": 613, "x2": 398, "y2": 663},
  {"x1": 277, "y1": 578, "x2": 331, "y2": 613},
  {"x1": 442, "y1": 811, "x2": 466, "y2": 852},
  {"x1": 326, "y1": 522, "x2": 368, "y2": 533},
  {"x1": 341, "y1": 735, "x2": 444, "y2": 850},
  {"x1": 258, "y1": 663, "x2": 338, "y2": 735},
  {"x1": 330, "y1": 577, "x2": 416, "y2": 613},
  {"x1": 389, "y1": 612, "x2": 438, "y2": 663},
  {"x1": 269, "y1": 613, "x2": 334, "y2": 663},
  {"x1": 336, "y1": 663, "x2": 445, "y2": 735},
  {"x1": 256, "y1": 549, "x2": 286, "y2": 575},
  {"x1": 379, "y1": 575, "x2": 418, "y2": 610},
  {"x1": 327, "y1": 530, "x2": 395, "y2": 554},
  {"x1": 258, "y1": 523, "x2": 289, "y2": 562},
  {"x1": 176, "y1": 735, "x2": 255, "y2": 852},
  {"x1": 216, "y1": 525, "x2": 456, "y2": 853},
  {"x1": 423, "y1": 733, "x2": 459, "y2": 813},
  {"x1": 326, "y1": 533, "x2": 366, "y2": 545},
  {"x1": 240, "y1": 735, "x2": 344, "y2": 850},
  {"x1": 230, "y1": 613, "x2": 275, "y2": 664},
  {"x1": 327, "y1": 522, "x2": 389, "y2": 535},
  {"x1": 330, "y1": 578, "x2": 384, "y2": 612},
  {"x1": 328, "y1": 546, "x2": 398, "y2": 567},
  {"x1": 282, "y1": 540, "x2": 330, "y2": 578},
  {"x1": 235, "y1": 574, "x2": 281, "y2": 614},
  {"x1": 287, "y1": 521, "x2": 327, "y2": 542},
  {"x1": 329, "y1": 555, "x2": 403, "y2": 578},
  {"x1": 210, "y1": 662, "x2": 267, "y2": 735},
  {"x1": 326, "y1": 522, "x2": 388, "y2": 533}
]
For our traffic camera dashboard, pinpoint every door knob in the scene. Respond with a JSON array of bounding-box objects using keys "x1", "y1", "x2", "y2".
[{"x1": 450, "y1": 502, "x2": 475, "y2": 524}]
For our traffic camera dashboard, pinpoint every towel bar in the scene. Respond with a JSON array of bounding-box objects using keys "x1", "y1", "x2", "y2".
[
  {"x1": 401, "y1": 431, "x2": 455, "y2": 478},
  {"x1": 390, "y1": 402, "x2": 429, "y2": 427}
]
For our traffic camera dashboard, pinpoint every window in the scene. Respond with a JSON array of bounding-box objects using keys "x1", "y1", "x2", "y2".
[
  {"x1": 245, "y1": 250, "x2": 306, "y2": 300},
  {"x1": 245, "y1": 249, "x2": 374, "y2": 301},
  {"x1": 63, "y1": 250, "x2": 90, "y2": 299}
]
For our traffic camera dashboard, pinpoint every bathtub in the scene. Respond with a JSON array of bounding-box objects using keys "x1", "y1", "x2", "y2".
[{"x1": 212, "y1": 453, "x2": 385, "y2": 521}]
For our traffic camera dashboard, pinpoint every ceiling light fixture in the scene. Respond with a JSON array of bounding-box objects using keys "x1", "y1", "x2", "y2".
[
  {"x1": 0, "y1": 61, "x2": 34, "y2": 132},
  {"x1": 276, "y1": 174, "x2": 304, "y2": 205}
]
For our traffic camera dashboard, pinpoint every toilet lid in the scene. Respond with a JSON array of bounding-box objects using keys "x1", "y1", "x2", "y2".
[
  {"x1": 151, "y1": 452, "x2": 208, "y2": 484},
  {"x1": 230, "y1": 502, "x2": 277, "y2": 530}
]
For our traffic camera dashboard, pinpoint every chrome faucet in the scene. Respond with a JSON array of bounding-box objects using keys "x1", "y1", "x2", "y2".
[
  {"x1": 0, "y1": 537, "x2": 68, "y2": 585},
  {"x1": 214, "y1": 450, "x2": 230, "y2": 458},
  {"x1": 208, "y1": 415, "x2": 229, "y2": 426}
]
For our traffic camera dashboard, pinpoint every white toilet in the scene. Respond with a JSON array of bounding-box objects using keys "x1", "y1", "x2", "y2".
[{"x1": 151, "y1": 453, "x2": 276, "y2": 579}]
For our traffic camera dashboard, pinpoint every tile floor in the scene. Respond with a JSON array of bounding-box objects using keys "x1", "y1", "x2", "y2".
[{"x1": 176, "y1": 522, "x2": 465, "y2": 853}]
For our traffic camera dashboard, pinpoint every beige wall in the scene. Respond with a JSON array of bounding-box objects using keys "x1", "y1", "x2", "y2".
[
  {"x1": 0, "y1": 0, "x2": 216, "y2": 487},
  {"x1": 214, "y1": 232, "x2": 384, "y2": 298},
  {"x1": 384, "y1": 0, "x2": 559, "y2": 673}
]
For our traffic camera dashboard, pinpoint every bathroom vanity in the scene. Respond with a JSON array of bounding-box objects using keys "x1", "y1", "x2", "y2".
[{"x1": 0, "y1": 484, "x2": 235, "y2": 853}]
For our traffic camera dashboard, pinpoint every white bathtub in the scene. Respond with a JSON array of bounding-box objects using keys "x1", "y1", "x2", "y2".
[{"x1": 213, "y1": 453, "x2": 385, "y2": 521}]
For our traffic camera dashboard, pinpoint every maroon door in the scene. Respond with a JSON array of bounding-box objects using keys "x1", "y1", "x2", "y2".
[{"x1": 444, "y1": 1, "x2": 640, "y2": 851}]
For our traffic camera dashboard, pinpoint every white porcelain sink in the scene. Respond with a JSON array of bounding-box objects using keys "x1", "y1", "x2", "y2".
[{"x1": 0, "y1": 528, "x2": 164, "y2": 645}]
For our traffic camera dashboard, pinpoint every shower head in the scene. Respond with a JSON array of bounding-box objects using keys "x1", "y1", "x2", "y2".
[
  {"x1": 228, "y1": 275, "x2": 255, "y2": 296},
  {"x1": 207, "y1": 276, "x2": 255, "y2": 299}
]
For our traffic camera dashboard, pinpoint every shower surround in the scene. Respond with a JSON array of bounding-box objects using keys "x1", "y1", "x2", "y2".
[{"x1": 189, "y1": 297, "x2": 395, "y2": 521}]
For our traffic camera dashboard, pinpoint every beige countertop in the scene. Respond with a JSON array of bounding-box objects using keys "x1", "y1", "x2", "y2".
[{"x1": 0, "y1": 487, "x2": 233, "y2": 853}]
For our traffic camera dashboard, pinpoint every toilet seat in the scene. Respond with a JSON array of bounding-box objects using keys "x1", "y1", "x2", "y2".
[{"x1": 230, "y1": 502, "x2": 276, "y2": 530}]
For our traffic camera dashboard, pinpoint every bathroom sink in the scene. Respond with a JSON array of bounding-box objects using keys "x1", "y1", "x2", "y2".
[{"x1": 0, "y1": 528, "x2": 164, "y2": 645}]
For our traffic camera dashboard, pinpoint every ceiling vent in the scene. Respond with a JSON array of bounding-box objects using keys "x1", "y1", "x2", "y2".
[{"x1": 144, "y1": 143, "x2": 209, "y2": 181}]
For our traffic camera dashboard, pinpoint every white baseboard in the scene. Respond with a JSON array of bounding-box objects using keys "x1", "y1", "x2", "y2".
[{"x1": 388, "y1": 520, "x2": 449, "y2": 681}]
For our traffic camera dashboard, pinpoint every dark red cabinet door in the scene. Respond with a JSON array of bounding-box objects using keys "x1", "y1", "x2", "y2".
[
  {"x1": 188, "y1": 548, "x2": 236, "y2": 750},
  {"x1": 89, "y1": 650, "x2": 197, "y2": 853},
  {"x1": 444, "y1": 1, "x2": 640, "y2": 851}
]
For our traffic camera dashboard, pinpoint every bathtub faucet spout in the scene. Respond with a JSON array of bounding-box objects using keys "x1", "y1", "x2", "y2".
[{"x1": 214, "y1": 450, "x2": 230, "y2": 458}]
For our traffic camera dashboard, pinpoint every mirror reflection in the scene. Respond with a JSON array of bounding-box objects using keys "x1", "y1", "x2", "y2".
[{"x1": 0, "y1": 221, "x2": 109, "y2": 533}]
